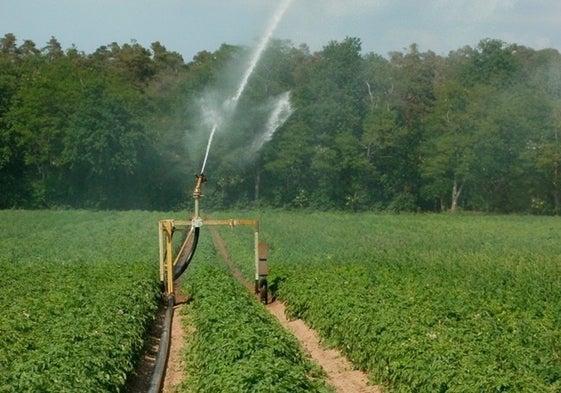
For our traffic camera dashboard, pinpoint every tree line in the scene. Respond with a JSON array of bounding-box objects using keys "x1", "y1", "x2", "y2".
[{"x1": 1, "y1": 33, "x2": 560, "y2": 213}]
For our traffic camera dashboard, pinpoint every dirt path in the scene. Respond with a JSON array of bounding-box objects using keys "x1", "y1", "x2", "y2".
[
  {"x1": 125, "y1": 295, "x2": 187, "y2": 393},
  {"x1": 267, "y1": 301, "x2": 381, "y2": 393},
  {"x1": 162, "y1": 301, "x2": 186, "y2": 393},
  {"x1": 209, "y1": 226, "x2": 382, "y2": 393}
]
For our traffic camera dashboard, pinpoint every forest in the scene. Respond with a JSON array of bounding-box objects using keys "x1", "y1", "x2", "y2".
[{"x1": 1, "y1": 33, "x2": 561, "y2": 214}]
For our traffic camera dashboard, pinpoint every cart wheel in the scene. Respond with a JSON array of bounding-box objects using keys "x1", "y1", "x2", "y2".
[{"x1": 259, "y1": 277, "x2": 268, "y2": 304}]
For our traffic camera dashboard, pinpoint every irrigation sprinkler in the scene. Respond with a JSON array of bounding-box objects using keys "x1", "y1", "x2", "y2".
[
  {"x1": 155, "y1": 0, "x2": 293, "y2": 305},
  {"x1": 158, "y1": 173, "x2": 269, "y2": 304},
  {"x1": 150, "y1": 3, "x2": 293, "y2": 390},
  {"x1": 153, "y1": 173, "x2": 269, "y2": 392}
]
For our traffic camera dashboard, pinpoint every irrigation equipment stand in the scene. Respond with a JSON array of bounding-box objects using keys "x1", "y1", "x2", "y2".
[{"x1": 158, "y1": 174, "x2": 269, "y2": 303}]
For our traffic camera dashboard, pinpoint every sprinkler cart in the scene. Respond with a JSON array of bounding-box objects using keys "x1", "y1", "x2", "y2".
[{"x1": 157, "y1": 173, "x2": 269, "y2": 304}]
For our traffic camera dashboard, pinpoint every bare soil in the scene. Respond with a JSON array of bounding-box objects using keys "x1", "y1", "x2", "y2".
[
  {"x1": 267, "y1": 301, "x2": 382, "y2": 393},
  {"x1": 162, "y1": 302, "x2": 187, "y2": 393}
]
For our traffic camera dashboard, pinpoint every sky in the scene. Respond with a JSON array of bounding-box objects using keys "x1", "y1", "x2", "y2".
[{"x1": 1, "y1": 0, "x2": 560, "y2": 61}]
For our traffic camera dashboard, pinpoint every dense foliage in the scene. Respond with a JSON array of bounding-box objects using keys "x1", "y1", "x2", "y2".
[
  {"x1": 215, "y1": 210, "x2": 561, "y2": 392},
  {"x1": 0, "y1": 210, "x2": 162, "y2": 392},
  {"x1": 177, "y1": 234, "x2": 332, "y2": 393},
  {"x1": 1, "y1": 33, "x2": 561, "y2": 213}
]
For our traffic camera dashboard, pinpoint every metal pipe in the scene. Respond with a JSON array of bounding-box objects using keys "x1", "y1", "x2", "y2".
[
  {"x1": 192, "y1": 174, "x2": 206, "y2": 221},
  {"x1": 149, "y1": 174, "x2": 207, "y2": 392},
  {"x1": 164, "y1": 222, "x2": 174, "y2": 296},
  {"x1": 254, "y1": 229, "x2": 259, "y2": 293},
  {"x1": 158, "y1": 221, "x2": 165, "y2": 285}
]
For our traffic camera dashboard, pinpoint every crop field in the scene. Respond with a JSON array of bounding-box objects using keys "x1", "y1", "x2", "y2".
[
  {"x1": 2, "y1": 210, "x2": 561, "y2": 392},
  {"x1": 215, "y1": 211, "x2": 561, "y2": 392},
  {"x1": 0, "y1": 210, "x2": 163, "y2": 392},
  {"x1": 176, "y1": 233, "x2": 333, "y2": 392}
]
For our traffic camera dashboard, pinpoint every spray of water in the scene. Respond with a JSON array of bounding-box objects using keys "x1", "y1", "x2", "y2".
[
  {"x1": 200, "y1": 123, "x2": 218, "y2": 175},
  {"x1": 199, "y1": 0, "x2": 294, "y2": 174},
  {"x1": 231, "y1": 0, "x2": 294, "y2": 104},
  {"x1": 251, "y1": 92, "x2": 293, "y2": 153}
]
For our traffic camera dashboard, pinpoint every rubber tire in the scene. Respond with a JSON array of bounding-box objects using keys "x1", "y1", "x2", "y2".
[{"x1": 259, "y1": 277, "x2": 268, "y2": 304}]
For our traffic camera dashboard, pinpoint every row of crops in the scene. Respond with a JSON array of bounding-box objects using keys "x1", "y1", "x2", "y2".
[
  {"x1": 174, "y1": 233, "x2": 333, "y2": 392},
  {"x1": 3, "y1": 209, "x2": 561, "y2": 392},
  {"x1": 0, "y1": 209, "x2": 336, "y2": 392},
  {"x1": 0, "y1": 210, "x2": 163, "y2": 392},
  {"x1": 215, "y1": 211, "x2": 561, "y2": 392}
]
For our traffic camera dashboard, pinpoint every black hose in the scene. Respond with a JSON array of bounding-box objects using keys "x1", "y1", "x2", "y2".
[
  {"x1": 173, "y1": 227, "x2": 200, "y2": 280},
  {"x1": 148, "y1": 227, "x2": 199, "y2": 391},
  {"x1": 148, "y1": 296, "x2": 175, "y2": 393}
]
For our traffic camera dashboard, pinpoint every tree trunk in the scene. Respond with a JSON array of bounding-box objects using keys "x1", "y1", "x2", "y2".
[
  {"x1": 440, "y1": 198, "x2": 447, "y2": 212},
  {"x1": 451, "y1": 178, "x2": 463, "y2": 213}
]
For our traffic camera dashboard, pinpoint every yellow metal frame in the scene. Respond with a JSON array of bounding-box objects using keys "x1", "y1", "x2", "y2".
[
  {"x1": 158, "y1": 217, "x2": 263, "y2": 298},
  {"x1": 158, "y1": 173, "x2": 268, "y2": 299},
  {"x1": 158, "y1": 219, "x2": 195, "y2": 297}
]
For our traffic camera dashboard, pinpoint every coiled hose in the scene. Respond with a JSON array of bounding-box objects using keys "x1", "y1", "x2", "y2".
[{"x1": 173, "y1": 227, "x2": 200, "y2": 280}]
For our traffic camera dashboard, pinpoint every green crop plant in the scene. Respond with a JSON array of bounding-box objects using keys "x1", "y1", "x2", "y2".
[
  {"x1": 3, "y1": 209, "x2": 561, "y2": 392},
  {"x1": 0, "y1": 210, "x2": 166, "y2": 392},
  {"x1": 213, "y1": 211, "x2": 561, "y2": 392},
  {"x1": 176, "y1": 233, "x2": 333, "y2": 393}
]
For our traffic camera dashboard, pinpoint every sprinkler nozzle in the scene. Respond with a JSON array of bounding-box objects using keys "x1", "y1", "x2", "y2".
[{"x1": 193, "y1": 173, "x2": 206, "y2": 199}]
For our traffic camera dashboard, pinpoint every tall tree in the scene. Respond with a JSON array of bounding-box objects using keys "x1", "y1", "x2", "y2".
[
  {"x1": 377, "y1": 44, "x2": 437, "y2": 211},
  {"x1": 518, "y1": 48, "x2": 561, "y2": 214},
  {"x1": 421, "y1": 47, "x2": 477, "y2": 212},
  {"x1": 292, "y1": 37, "x2": 366, "y2": 208}
]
